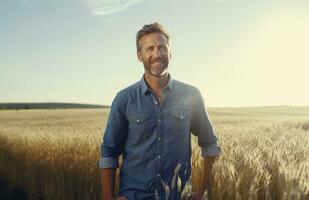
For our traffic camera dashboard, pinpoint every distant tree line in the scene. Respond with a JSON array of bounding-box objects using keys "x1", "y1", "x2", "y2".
[{"x1": 0, "y1": 103, "x2": 110, "y2": 110}]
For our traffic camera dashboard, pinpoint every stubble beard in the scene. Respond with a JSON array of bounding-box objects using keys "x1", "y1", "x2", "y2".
[{"x1": 144, "y1": 60, "x2": 169, "y2": 78}]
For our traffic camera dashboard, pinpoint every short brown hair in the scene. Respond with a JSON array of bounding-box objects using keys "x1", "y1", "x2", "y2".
[{"x1": 136, "y1": 22, "x2": 170, "y2": 52}]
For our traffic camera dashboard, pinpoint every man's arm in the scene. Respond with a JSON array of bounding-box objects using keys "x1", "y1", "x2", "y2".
[
  {"x1": 98, "y1": 93, "x2": 128, "y2": 200},
  {"x1": 101, "y1": 168, "x2": 116, "y2": 200},
  {"x1": 101, "y1": 168, "x2": 128, "y2": 200},
  {"x1": 202, "y1": 156, "x2": 217, "y2": 197},
  {"x1": 190, "y1": 89, "x2": 221, "y2": 199},
  {"x1": 192, "y1": 156, "x2": 218, "y2": 200}
]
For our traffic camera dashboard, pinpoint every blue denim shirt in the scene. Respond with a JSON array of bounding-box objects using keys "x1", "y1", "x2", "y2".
[{"x1": 98, "y1": 74, "x2": 220, "y2": 200}]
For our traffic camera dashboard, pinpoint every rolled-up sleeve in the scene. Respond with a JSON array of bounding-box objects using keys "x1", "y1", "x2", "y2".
[
  {"x1": 190, "y1": 89, "x2": 221, "y2": 157},
  {"x1": 98, "y1": 92, "x2": 128, "y2": 169}
]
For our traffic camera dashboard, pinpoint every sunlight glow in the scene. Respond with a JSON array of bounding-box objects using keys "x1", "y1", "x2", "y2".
[{"x1": 202, "y1": 6, "x2": 309, "y2": 107}]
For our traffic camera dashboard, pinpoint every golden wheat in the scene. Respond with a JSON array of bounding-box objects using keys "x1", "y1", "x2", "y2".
[{"x1": 0, "y1": 107, "x2": 308, "y2": 200}]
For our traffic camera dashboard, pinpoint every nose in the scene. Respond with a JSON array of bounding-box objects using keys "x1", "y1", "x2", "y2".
[{"x1": 153, "y1": 47, "x2": 162, "y2": 58}]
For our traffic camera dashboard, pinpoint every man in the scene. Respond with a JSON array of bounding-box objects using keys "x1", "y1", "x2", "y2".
[{"x1": 98, "y1": 22, "x2": 221, "y2": 200}]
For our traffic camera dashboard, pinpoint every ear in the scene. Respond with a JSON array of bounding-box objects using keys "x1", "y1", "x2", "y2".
[
  {"x1": 137, "y1": 52, "x2": 143, "y2": 62},
  {"x1": 168, "y1": 45, "x2": 172, "y2": 59}
]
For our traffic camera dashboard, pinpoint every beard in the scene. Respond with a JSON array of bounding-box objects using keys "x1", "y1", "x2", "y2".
[{"x1": 143, "y1": 57, "x2": 169, "y2": 78}]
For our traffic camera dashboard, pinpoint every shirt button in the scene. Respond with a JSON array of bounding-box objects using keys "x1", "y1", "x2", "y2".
[
  {"x1": 158, "y1": 137, "x2": 161, "y2": 141},
  {"x1": 158, "y1": 119, "x2": 161, "y2": 122},
  {"x1": 136, "y1": 119, "x2": 140, "y2": 122},
  {"x1": 180, "y1": 116, "x2": 184, "y2": 119},
  {"x1": 157, "y1": 174, "x2": 160, "y2": 177},
  {"x1": 158, "y1": 155, "x2": 161, "y2": 159},
  {"x1": 155, "y1": 101, "x2": 158, "y2": 104}
]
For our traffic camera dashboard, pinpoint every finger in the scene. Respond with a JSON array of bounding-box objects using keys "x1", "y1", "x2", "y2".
[{"x1": 116, "y1": 196, "x2": 128, "y2": 200}]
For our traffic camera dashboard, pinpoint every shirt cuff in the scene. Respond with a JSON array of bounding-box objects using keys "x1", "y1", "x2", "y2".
[
  {"x1": 201, "y1": 144, "x2": 221, "y2": 157},
  {"x1": 97, "y1": 157, "x2": 119, "y2": 169}
]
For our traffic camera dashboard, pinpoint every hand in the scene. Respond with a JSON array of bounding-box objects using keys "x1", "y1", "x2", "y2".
[
  {"x1": 114, "y1": 196, "x2": 128, "y2": 200},
  {"x1": 189, "y1": 192, "x2": 202, "y2": 200},
  {"x1": 189, "y1": 191, "x2": 208, "y2": 200}
]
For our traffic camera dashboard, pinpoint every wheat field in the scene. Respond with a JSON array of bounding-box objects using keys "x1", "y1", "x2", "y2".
[{"x1": 0, "y1": 107, "x2": 308, "y2": 200}]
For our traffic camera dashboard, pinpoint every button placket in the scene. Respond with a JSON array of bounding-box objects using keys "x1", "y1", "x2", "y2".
[{"x1": 156, "y1": 111, "x2": 163, "y2": 188}]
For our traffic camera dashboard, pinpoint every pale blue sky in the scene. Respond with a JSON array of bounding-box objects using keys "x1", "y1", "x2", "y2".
[{"x1": 1, "y1": 0, "x2": 308, "y2": 107}]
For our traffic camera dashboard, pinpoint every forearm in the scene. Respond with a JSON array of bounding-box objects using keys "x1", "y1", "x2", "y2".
[
  {"x1": 101, "y1": 168, "x2": 117, "y2": 200},
  {"x1": 201, "y1": 156, "x2": 217, "y2": 192}
]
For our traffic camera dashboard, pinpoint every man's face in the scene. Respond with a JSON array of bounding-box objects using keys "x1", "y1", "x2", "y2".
[{"x1": 137, "y1": 32, "x2": 171, "y2": 77}]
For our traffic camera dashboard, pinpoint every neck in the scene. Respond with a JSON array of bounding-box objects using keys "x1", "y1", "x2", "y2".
[{"x1": 144, "y1": 72, "x2": 169, "y2": 93}]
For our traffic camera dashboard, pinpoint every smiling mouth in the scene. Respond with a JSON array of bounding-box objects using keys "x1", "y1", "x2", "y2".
[
  {"x1": 152, "y1": 62, "x2": 162, "y2": 65},
  {"x1": 151, "y1": 60, "x2": 164, "y2": 66}
]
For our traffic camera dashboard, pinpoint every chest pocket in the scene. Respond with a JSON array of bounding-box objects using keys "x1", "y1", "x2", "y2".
[
  {"x1": 127, "y1": 112, "x2": 152, "y2": 141},
  {"x1": 167, "y1": 109, "x2": 191, "y2": 135},
  {"x1": 128, "y1": 112, "x2": 150, "y2": 124}
]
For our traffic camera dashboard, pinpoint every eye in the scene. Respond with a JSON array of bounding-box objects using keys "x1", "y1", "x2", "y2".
[
  {"x1": 159, "y1": 45, "x2": 168, "y2": 51},
  {"x1": 145, "y1": 47, "x2": 153, "y2": 52}
]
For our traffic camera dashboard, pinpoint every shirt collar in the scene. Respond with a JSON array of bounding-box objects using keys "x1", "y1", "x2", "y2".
[{"x1": 141, "y1": 73, "x2": 174, "y2": 95}]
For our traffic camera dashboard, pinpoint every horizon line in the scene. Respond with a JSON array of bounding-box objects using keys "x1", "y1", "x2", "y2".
[{"x1": 0, "y1": 102, "x2": 308, "y2": 109}]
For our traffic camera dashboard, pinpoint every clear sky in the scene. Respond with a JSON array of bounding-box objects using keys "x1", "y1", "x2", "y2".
[{"x1": 1, "y1": 0, "x2": 308, "y2": 107}]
